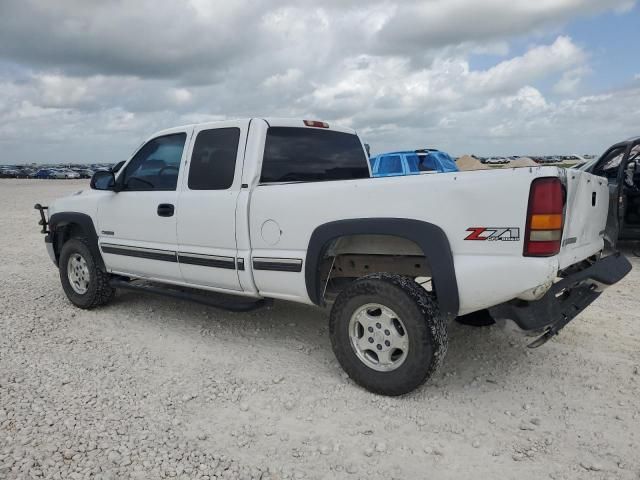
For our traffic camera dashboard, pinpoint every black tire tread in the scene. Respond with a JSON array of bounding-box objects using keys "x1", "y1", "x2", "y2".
[
  {"x1": 59, "y1": 237, "x2": 114, "y2": 309},
  {"x1": 329, "y1": 273, "x2": 448, "y2": 396}
]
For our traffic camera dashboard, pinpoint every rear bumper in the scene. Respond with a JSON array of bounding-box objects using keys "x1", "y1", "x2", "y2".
[{"x1": 489, "y1": 253, "x2": 632, "y2": 334}]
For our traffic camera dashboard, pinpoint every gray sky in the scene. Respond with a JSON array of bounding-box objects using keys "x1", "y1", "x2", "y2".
[{"x1": 0, "y1": 0, "x2": 639, "y2": 164}]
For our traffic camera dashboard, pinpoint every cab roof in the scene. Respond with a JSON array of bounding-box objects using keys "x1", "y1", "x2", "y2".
[{"x1": 151, "y1": 118, "x2": 356, "y2": 138}]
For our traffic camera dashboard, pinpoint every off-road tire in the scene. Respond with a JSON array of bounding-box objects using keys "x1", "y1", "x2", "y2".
[
  {"x1": 329, "y1": 273, "x2": 448, "y2": 396},
  {"x1": 59, "y1": 238, "x2": 114, "y2": 309}
]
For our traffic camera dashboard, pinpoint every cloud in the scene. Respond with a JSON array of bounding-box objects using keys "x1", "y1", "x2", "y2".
[
  {"x1": 0, "y1": 0, "x2": 256, "y2": 79},
  {"x1": 365, "y1": 85, "x2": 640, "y2": 156},
  {"x1": 466, "y1": 36, "x2": 584, "y2": 94},
  {"x1": 0, "y1": 1, "x2": 636, "y2": 163},
  {"x1": 263, "y1": 69, "x2": 303, "y2": 89},
  {"x1": 168, "y1": 88, "x2": 193, "y2": 106},
  {"x1": 300, "y1": 37, "x2": 583, "y2": 126},
  {"x1": 553, "y1": 66, "x2": 591, "y2": 94},
  {"x1": 0, "y1": 0, "x2": 628, "y2": 81},
  {"x1": 373, "y1": 0, "x2": 632, "y2": 55}
]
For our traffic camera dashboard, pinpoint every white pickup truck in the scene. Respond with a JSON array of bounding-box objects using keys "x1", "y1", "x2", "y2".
[{"x1": 35, "y1": 118, "x2": 631, "y2": 395}]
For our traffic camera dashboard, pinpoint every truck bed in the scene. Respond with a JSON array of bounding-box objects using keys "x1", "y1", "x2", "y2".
[{"x1": 247, "y1": 166, "x2": 609, "y2": 315}]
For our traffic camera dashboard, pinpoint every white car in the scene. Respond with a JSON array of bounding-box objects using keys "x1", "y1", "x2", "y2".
[
  {"x1": 35, "y1": 118, "x2": 631, "y2": 395},
  {"x1": 485, "y1": 157, "x2": 503, "y2": 164},
  {"x1": 48, "y1": 169, "x2": 78, "y2": 179},
  {"x1": 62, "y1": 169, "x2": 80, "y2": 179},
  {"x1": 48, "y1": 169, "x2": 66, "y2": 179}
]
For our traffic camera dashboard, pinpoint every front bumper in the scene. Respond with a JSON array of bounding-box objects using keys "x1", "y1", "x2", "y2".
[
  {"x1": 45, "y1": 234, "x2": 57, "y2": 266},
  {"x1": 489, "y1": 252, "x2": 632, "y2": 335},
  {"x1": 35, "y1": 204, "x2": 57, "y2": 266}
]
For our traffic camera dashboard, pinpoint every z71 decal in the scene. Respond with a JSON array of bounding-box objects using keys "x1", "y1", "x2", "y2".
[{"x1": 465, "y1": 227, "x2": 520, "y2": 241}]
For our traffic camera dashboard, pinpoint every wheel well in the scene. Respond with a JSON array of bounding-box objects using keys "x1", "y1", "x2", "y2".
[
  {"x1": 52, "y1": 223, "x2": 86, "y2": 260},
  {"x1": 49, "y1": 213, "x2": 104, "y2": 270},
  {"x1": 318, "y1": 234, "x2": 433, "y2": 302},
  {"x1": 305, "y1": 218, "x2": 460, "y2": 319}
]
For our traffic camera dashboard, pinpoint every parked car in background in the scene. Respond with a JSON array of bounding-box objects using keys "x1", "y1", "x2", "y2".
[
  {"x1": 62, "y1": 170, "x2": 81, "y2": 179},
  {"x1": 16, "y1": 167, "x2": 34, "y2": 178},
  {"x1": 31, "y1": 169, "x2": 54, "y2": 179},
  {"x1": 49, "y1": 169, "x2": 80, "y2": 179},
  {"x1": 0, "y1": 168, "x2": 19, "y2": 178},
  {"x1": 75, "y1": 169, "x2": 95, "y2": 178},
  {"x1": 414, "y1": 149, "x2": 458, "y2": 173},
  {"x1": 369, "y1": 149, "x2": 457, "y2": 177}
]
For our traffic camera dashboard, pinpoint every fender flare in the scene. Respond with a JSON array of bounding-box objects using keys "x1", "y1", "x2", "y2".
[
  {"x1": 49, "y1": 212, "x2": 105, "y2": 269},
  {"x1": 304, "y1": 218, "x2": 459, "y2": 318}
]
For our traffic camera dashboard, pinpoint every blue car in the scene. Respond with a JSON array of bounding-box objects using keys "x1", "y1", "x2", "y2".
[
  {"x1": 369, "y1": 149, "x2": 458, "y2": 177},
  {"x1": 32, "y1": 169, "x2": 54, "y2": 179}
]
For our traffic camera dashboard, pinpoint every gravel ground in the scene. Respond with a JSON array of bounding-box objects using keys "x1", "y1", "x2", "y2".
[{"x1": 1, "y1": 179, "x2": 639, "y2": 480}]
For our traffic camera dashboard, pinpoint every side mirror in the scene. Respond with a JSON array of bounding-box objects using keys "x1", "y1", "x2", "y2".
[
  {"x1": 90, "y1": 170, "x2": 115, "y2": 191},
  {"x1": 111, "y1": 160, "x2": 125, "y2": 173}
]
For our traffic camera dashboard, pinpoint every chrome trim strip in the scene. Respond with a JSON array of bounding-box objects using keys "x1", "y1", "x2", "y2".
[
  {"x1": 252, "y1": 257, "x2": 303, "y2": 273},
  {"x1": 253, "y1": 257, "x2": 302, "y2": 265},
  {"x1": 101, "y1": 243, "x2": 239, "y2": 270},
  {"x1": 101, "y1": 243, "x2": 173, "y2": 254},
  {"x1": 179, "y1": 252, "x2": 234, "y2": 262},
  {"x1": 177, "y1": 252, "x2": 236, "y2": 269},
  {"x1": 100, "y1": 243, "x2": 177, "y2": 262}
]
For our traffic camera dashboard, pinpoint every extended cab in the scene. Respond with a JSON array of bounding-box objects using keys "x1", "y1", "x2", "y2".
[{"x1": 35, "y1": 118, "x2": 632, "y2": 395}]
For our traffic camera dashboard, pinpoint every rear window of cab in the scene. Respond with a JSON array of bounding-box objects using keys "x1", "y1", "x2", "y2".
[{"x1": 260, "y1": 127, "x2": 369, "y2": 183}]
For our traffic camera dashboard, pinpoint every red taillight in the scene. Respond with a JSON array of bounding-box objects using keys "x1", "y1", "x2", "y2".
[
  {"x1": 523, "y1": 177, "x2": 564, "y2": 257},
  {"x1": 303, "y1": 120, "x2": 329, "y2": 128}
]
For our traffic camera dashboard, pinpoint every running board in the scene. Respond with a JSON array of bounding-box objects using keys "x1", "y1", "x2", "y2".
[{"x1": 109, "y1": 279, "x2": 269, "y2": 312}]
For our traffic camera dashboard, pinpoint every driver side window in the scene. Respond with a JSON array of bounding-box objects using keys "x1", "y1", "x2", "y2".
[{"x1": 122, "y1": 133, "x2": 187, "y2": 191}]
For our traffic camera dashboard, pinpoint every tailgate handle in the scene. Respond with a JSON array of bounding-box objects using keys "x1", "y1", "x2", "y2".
[{"x1": 592, "y1": 192, "x2": 596, "y2": 207}]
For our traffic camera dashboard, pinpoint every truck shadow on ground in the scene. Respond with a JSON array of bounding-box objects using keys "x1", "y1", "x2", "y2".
[{"x1": 109, "y1": 289, "x2": 539, "y2": 395}]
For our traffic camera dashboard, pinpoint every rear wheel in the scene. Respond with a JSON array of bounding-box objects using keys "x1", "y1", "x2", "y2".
[
  {"x1": 329, "y1": 273, "x2": 448, "y2": 396},
  {"x1": 59, "y1": 238, "x2": 114, "y2": 309}
]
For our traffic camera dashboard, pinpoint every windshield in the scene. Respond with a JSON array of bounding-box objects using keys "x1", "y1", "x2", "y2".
[{"x1": 578, "y1": 157, "x2": 600, "y2": 171}]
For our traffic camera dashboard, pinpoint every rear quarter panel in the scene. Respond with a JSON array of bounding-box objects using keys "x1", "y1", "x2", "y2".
[{"x1": 249, "y1": 166, "x2": 566, "y2": 313}]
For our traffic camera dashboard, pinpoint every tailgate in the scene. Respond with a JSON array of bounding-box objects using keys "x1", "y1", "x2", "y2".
[{"x1": 558, "y1": 169, "x2": 609, "y2": 269}]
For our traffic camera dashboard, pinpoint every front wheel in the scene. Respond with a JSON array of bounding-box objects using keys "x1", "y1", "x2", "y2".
[
  {"x1": 59, "y1": 238, "x2": 114, "y2": 309},
  {"x1": 329, "y1": 273, "x2": 448, "y2": 396}
]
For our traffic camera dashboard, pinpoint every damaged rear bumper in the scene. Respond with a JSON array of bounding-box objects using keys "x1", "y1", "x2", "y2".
[{"x1": 489, "y1": 252, "x2": 632, "y2": 338}]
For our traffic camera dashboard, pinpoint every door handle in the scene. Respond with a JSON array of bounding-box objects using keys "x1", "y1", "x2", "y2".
[{"x1": 157, "y1": 203, "x2": 175, "y2": 217}]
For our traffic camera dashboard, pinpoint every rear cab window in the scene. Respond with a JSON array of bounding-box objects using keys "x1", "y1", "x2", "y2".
[
  {"x1": 188, "y1": 128, "x2": 240, "y2": 190},
  {"x1": 260, "y1": 127, "x2": 369, "y2": 183}
]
